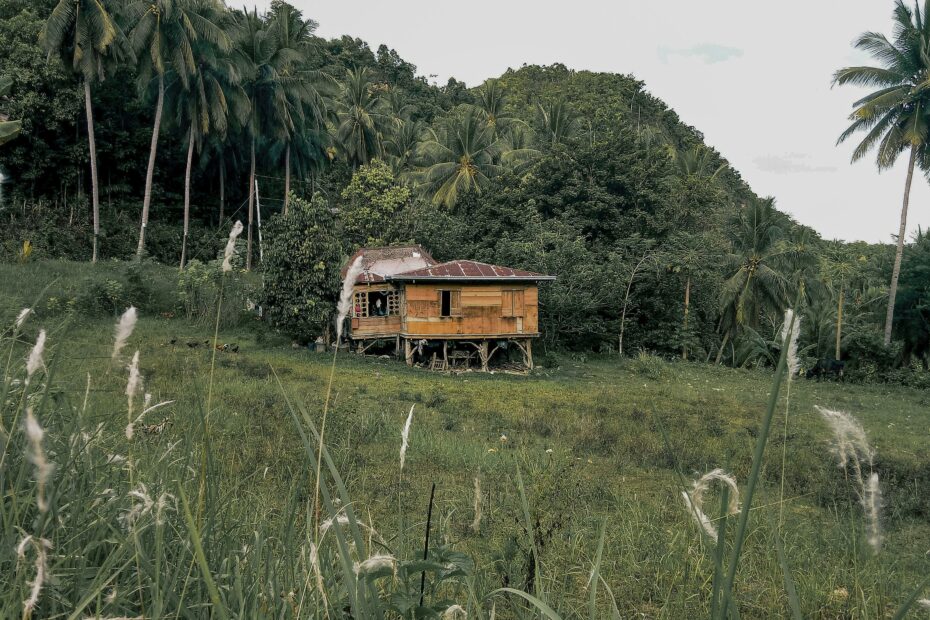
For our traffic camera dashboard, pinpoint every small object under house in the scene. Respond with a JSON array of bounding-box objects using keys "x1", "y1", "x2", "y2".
[{"x1": 342, "y1": 245, "x2": 555, "y2": 371}]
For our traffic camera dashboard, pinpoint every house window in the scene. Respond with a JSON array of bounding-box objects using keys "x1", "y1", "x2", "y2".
[
  {"x1": 439, "y1": 290, "x2": 461, "y2": 317},
  {"x1": 353, "y1": 290, "x2": 399, "y2": 317},
  {"x1": 501, "y1": 289, "x2": 525, "y2": 318}
]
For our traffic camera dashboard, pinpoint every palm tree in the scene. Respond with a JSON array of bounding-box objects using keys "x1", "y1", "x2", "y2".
[
  {"x1": 266, "y1": 4, "x2": 329, "y2": 214},
  {"x1": 167, "y1": 41, "x2": 249, "y2": 269},
  {"x1": 672, "y1": 144, "x2": 726, "y2": 179},
  {"x1": 416, "y1": 108, "x2": 503, "y2": 207},
  {"x1": 334, "y1": 67, "x2": 386, "y2": 168},
  {"x1": 0, "y1": 75, "x2": 22, "y2": 147},
  {"x1": 234, "y1": 7, "x2": 304, "y2": 269},
  {"x1": 834, "y1": 0, "x2": 930, "y2": 345},
  {"x1": 536, "y1": 99, "x2": 579, "y2": 147},
  {"x1": 383, "y1": 118, "x2": 423, "y2": 175},
  {"x1": 475, "y1": 79, "x2": 516, "y2": 136},
  {"x1": 717, "y1": 200, "x2": 790, "y2": 364},
  {"x1": 124, "y1": 0, "x2": 231, "y2": 258},
  {"x1": 41, "y1": 0, "x2": 131, "y2": 262},
  {"x1": 820, "y1": 241, "x2": 861, "y2": 360}
]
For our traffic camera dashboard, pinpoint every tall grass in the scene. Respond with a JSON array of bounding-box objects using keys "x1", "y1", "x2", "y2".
[{"x1": 1, "y1": 271, "x2": 929, "y2": 618}]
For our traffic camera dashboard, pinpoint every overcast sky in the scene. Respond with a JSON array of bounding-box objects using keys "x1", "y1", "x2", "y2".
[{"x1": 257, "y1": 0, "x2": 930, "y2": 244}]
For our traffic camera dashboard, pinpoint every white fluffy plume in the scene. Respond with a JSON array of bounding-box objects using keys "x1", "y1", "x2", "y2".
[
  {"x1": 400, "y1": 404, "x2": 415, "y2": 471},
  {"x1": 24, "y1": 408, "x2": 53, "y2": 513},
  {"x1": 15, "y1": 307, "x2": 32, "y2": 329},
  {"x1": 222, "y1": 221, "x2": 244, "y2": 272},
  {"x1": 112, "y1": 306, "x2": 137, "y2": 360},
  {"x1": 863, "y1": 472, "x2": 883, "y2": 553},
  {"x1": 780, "y1": 308, "x2": 801, "y2": 380},
  {"x1": 681, "y1": 468, "x2": 741, "y2": 542},
  {"x1": 126, "y1": 351, "x2": 142, "y2": 416},
  {"x1": 336, "y1": 256, "x2": 364, "y2": 342},
  {"x1": 354, "y1": 554, "x2": 397, "y2": 576},
  {"x1": 26, "y1": 329, "x2": 46, "y2": 384},
  {"x1": 814, "y1": 406, "x2": 873, "y2": 470}
]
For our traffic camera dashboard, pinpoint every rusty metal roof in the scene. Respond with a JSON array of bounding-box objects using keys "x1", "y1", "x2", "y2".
[
  {"x1": 343, "y1": 245, "x2": 437, "y2": 284},
  {"x1": 390, "y1": 260, "x2": 555, "y2": 282}
]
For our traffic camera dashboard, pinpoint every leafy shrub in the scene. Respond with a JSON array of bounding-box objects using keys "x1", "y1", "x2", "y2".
[
  {"x1": 261, "y1": 195, "x2": 343, "y2": 343},
  {"x1": 630, "y1": 349, "x2": 666, "y2": 380},
  {"x1": 74, "y1": 276, "x2": 125, "y2": 316},
  {"x1": 177, "y1": 258, "x2": 254, "y2": 327}
]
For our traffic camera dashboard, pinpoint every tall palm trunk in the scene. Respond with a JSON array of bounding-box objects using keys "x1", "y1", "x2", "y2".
[
  {"x1": 136, "y1": 73, "x2": 165, "y2": 258},
  {"x1": 715, "y1": 330, "x2": 730, "y2": 365},
  {"x1": 218, "y1": 160, "x2": 225, "y2": 226},
  {"x1": 884, "y1": 144, "x2": 917, "y2": 345},
  {"x1": 284, "y1": 142, "x2": 291, "y2": 215},
  {"x1": 84, "y1": 80, "x2": 100, "y2": 263},
  {"x1": 180, "y1": 125, "x2": 194, "y2": 270},
  {"x1": 682, "y1": 274, "x2": 691, "y2": 360},
  {"x1": 246, "y1": 136, "x2": 255, "y2": 271},
  {"x1": 835, "y1": 287, "x2": 844, "y2": 360}
]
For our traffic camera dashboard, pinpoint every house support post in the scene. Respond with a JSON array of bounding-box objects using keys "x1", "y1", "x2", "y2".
[
  {"x1": 404, "y1": 338, "x2": 413, "y2": 367},
  {"x1": 525, "y1": 339, "x2": 533, "y2": 370},
  {"x1": 479, "y1": 341, "x2": 490, "y2": 372},
  {"x1": 395, "y1": 335, "x2": 401, "y2": 358},
  {"x1": 443, "y1": 340, "x2": 448, "y2": 368}
]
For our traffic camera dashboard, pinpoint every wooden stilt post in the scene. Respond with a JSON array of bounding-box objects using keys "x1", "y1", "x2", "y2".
[
  {"x1": 405, "y1": 338, "x2": 413, "y2": 366},
  {"x1": 395, "y1": 335, "x2": 401, "y2": 358},
  {"x1": 525, "y1": 339, "x2": 533, "y2": 370},
  {"x1": 480, "y1": 341, "x2": 490, "y2": 372},
  {"x1": 443, "y1": 340, "x2": 448, "y2": 368}
]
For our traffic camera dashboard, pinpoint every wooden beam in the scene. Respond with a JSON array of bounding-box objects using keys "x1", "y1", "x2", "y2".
[
  {"x1": 525, "y1": 339, "x2": 533, "y2": 370},
  {"x1": 479, "y1": 341, "x2": 490, "y2": 372},
  {"x1": 404, "y1": 338, "x2": 413, "y2": 366}
]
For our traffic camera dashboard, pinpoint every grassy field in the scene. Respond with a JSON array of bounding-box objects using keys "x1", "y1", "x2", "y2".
[{"x1": 2, "y1": 260, "x2": 930, "y2": 618}]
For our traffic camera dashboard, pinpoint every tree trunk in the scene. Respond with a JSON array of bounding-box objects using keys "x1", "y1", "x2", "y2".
[
  {"x1": 682, "y1": 274, "x2": 691, "y2": 360},
  {"x1": 284, "y1": 142, "x2": 291, "y2": 215},
  {"x1": 180, "y1": 125, "x2": 194, "y2": 271},
  {"x1": 218, "y1": 160, "x2": 225, "y2": 226},
  {"x1": 835, "y1": 287, "x2": 844, "y2": 361},
  {"x1": 136, "y1": 73, "x2": 165, "y2": 259},
  {"x1": 715, "y1": 330, "x2": 730, "y2": 365},
  {"x1": 884, "y1": 144, "x2": 917, "y2": 346},
  {"x1": 84, "y1": 80, "x2": 100, "y2": 263},
  {"x1": 246, "y1": 136, "x2": 256, "y2": 271}
]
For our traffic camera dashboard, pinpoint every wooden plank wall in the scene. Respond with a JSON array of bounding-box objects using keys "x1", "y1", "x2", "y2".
[{"x1": 404, "y1": 283, "x2": 539, "y2": 337}]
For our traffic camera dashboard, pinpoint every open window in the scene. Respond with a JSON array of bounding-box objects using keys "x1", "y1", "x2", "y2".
[
  {"x1": 439, "y1": 289, "x2": 461, "y2": 317},
  {"x1": 501, "y1": 289, "x2": 525, "y2": 318},
  {"x1": 353, "y1": 290, "x2": 399, "y2": 317}
]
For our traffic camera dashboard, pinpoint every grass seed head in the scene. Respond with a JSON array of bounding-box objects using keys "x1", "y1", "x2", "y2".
[
  {"x1": 336, "y1": 256, "x2": 364, "y2": 342},
  {"x1": 26, "y1": 329, "x2": 46, "y2": 383},
  {"x1": 126, "y1": 351, "x2": 141, "y2": 416},
  {"x1": 15, "y1": 307, "x2": 31, "y2": 329},
  {"x1": 863, "y1": 472, "x2": 882, "y2": 553},
  {"x1": 814, "y1": 406, "x2": 873, "y2": 469},
  {"x1": 681, "y1": 468, "x2": 740, "y2": 542},
  {"x1": 354, "y1": 553, "x2": 397, "y2": 576},
  {"x1": 780, "y1": 309, "x2": 801, "y2": 380},
  {"x1": 443, "y1": 604, "x2": 467, "y2": 619},
  {"x1": 112, "y1": 306, "x2": 137, "y2": 360},
  {"x1": 24, "y1": 408, "x2": 53, "y2": 512},
  {"x1": 222, "y1": 220, "x2": 244, "y2": 272},
  {"x1": 400, "y1": 404, "x2": 415, "y2": 471}
]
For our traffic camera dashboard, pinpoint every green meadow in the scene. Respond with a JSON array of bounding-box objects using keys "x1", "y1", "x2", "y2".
[{"x1": 2, "y1": 261, "x2": 929, "y2": 618}]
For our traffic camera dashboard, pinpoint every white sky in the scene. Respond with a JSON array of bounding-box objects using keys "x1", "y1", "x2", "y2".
[{"x1": 258, "y1": 0, "x2": 930, "y2": 244}]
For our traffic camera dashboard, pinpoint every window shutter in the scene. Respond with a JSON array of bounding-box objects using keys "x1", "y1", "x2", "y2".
[
  {"x1": 513, "y1": 290, "x2": 525, "y2": 317},
  {"x1": 501, "y1": 290, "x2": 514, "y2": 317},
  {"x1": 451, "y1": 290, "x2": 462, "y2": 316}
]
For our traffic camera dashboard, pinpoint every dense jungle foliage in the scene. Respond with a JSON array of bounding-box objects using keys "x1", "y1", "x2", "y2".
[{"x1": 0, "y1": 0, "x2": 927, "y2": 383}]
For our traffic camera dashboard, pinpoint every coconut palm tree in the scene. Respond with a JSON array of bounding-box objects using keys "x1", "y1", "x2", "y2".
[
  {"x1": 834, "y1": 0, "x2": 930, "y2": 345},
  {"x1": 0, "y1": 76, "x2": 21, "y2": 147},
  {"x1": 820, "y1": 241, "x2": 861, "y2": 360},
  {"x1": 40, "y1": 0, "x2": 131, "y2": 262},
  {"x1": 265, "y1": 3, "x2": 330, "y2": 214},
  {"x1": 167, "y1": 40, "x2": 249, "y2": 269},
  {"x1": 384, "y1": 118, "x2": 424, "y2": 175},
  {"x1": 536, "y1": 99, "x2": 579, "y2": 147},
  {"x1": 672, "y1": 144, "x2": 726, "y2": 179},
  {"x1": 334, "y1": 67, "x2": 386, "y2": 169},
  {"x1": 234, "y1": 7, "x2": 304, "y2": 269},
  {"x1": 416, "y1": 108, "x2": 503, "y2": 207},
  {"x1": 124, "y1": 0, "x2": 231, "y2": 258},
  {"x1": 716, "y1": 200, "x2": 791, "y2": 364}
]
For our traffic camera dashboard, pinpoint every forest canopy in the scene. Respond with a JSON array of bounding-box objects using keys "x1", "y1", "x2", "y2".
[{"x1": 0, "y1": 0, "x2": 927, "y2": 383}]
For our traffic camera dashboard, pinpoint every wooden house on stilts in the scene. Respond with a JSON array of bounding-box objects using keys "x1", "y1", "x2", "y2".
[{"x1": 344, "y1": 246, "x2": 554, "y2": 371}]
